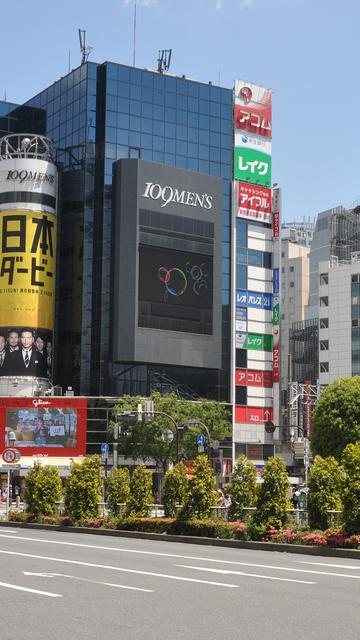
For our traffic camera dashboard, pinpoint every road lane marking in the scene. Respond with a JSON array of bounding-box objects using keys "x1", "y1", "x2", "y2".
[
  {"x1": 175, "y1": 565, "x2": 316, "y2": 585},
  {"x1": 23, "y1": 571, "x2": 153, "y2": 592},
  {"x1": 0, "y1": 581, "x2": 62, "y2": 597},
  {"x1": 0, "y1": 533, "x2": 358, "y2": 578},
  {"x1": 295, "y1": 561, "x2": 360, "y2": 570},
  {"x1": 0, "y1": 550, "x2": 238, "y2": 589}
]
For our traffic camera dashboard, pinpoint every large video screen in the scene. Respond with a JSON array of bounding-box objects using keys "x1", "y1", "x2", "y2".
[
  {"x1": 6, "y1": 407, "x2": 78, "y2": 449},
  {"x1": 138, "y1": 245, "x2": 213, "y2": 334}
]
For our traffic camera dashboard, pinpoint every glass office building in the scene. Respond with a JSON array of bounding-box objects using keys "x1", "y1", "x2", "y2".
[{"x1": 4, "y1": 61, "x2": 233, "y2": 400}]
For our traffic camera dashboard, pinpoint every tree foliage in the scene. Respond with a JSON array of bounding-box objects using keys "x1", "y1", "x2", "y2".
[
  {"x1": 252, "y1": 457, "x2": 290, "y2": 532},
  {"x1": 106, "y1": 467, "x2": 130, "y2": 516},
  {"x1": 312, "y1": 377, "x2": 360, "y2": 460},
  {"x1": 163, "y1": 463, "x2": 189, "y2": 517},
  {"x1": 64, "y1": 456, "x2": 103, "y2": 521},
  {"x1": 110, "y1": 392, "x2": 231, "y2": 469},
  {"x1": 126, "y1": 464, "x2": 153, "y2": 517},
  {"x1": 180, "y1": 455, "x2": 217, "y2": 519},
  {"x1": 307, "y1": 455, "x2": 344, "y2": 530},
  {"x1": 24, "y1": 462, "x2": 62, "y2": 517},
  {"x1": 341, "y1": 443, "x2": 360, "y2": 534},
  {"x1": 226, "y1": 455, "x2": 257, "y2": 521}
]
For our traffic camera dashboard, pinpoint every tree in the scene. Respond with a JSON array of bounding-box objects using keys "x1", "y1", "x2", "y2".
[
  {"x1": 106, "y1": 468, "x2": 130, "y2": 516},
  {"x1": 126, "y1": 464, "x2": 153, "y2": 517},
  {"x1": 180, "y1": 455, "x2": 217, "y2": 519},
  {"x1": 312, "y1": 377, "x2": 360, "y2": 460},
  {"x1": 64, "y1": 456, "x2": 103, "y2": 521},
  {"x1": 110, "y1": 392, "x2": 231, "y2": 472},
  {"x1": 341, "y1": 443, "x2": 360, "y2": 534},
  {"x1": 252, "y1": 456, "x2": 290, "y2": 532},
  {"x1": 163, "y1": 463, "x2": 189, "y2": 517},
  {"x1": 24, "y1": 462, "x2": 62, "y2": 517},
  {"x1": 307, "y1": 456, "x2": 344, "y2": 530},
  {"x1": 226, "y1": 455, "x2": 257, "y2": 521}
]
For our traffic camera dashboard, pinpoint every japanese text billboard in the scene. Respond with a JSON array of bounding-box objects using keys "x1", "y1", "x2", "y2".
[
  {"x1": 236, "y1": 182, "x2": 272, "y2": 224},
  {"x1": 236, "y1": 289, "x2": 272, "y2": 311},
  {"x1": 234, "y1": 147, "x2": 272, "y2": 188},
  {"x1": 235, "y1": 405, "x2": 273, "y2": 424},
  {"x1": 0, "y1": 157, "x2": 57, "y2": 379},
  {"x1": 236, "y1": 368, "x2": 273, "y2": 387},
  {"x1": 234, "y1": 81, "x2": 272, "y2": 139}
]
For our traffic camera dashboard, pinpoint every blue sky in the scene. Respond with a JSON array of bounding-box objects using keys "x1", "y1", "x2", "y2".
[{"x1": 2, "y1": 0, "x2": 360, "y2": 222}]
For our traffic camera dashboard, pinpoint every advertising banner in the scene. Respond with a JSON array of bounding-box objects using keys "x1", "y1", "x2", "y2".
[
  {"x1": 273, "y1": 343, "x2": 280, "y2": 382},
  {"x1": 235, "y1": 405, "x2": 273, "y2": 424},
  {"x1": 0, "y1": 396, "x2": 87, "y2": 457},
  {"x1": 234, "y1": 131, "x2": 271, "y2": 156},
  {"x1": 235, "y1": 332, "x2": 247, "y2": 348},
  {"x1": 236, "y1": 289, "x2": 272, "y2": 311},
  {"x1": 273, "y1": 268, "x2": 279, "y2": 295},
  {"x1": 234, "y1": 147, "x2": 272, "y2": 188},
  {"x1": 237, "y1": 182, "x2": 272, "y2": 224},
  {"x1": 236, "y1": 307, "x2": 247, "y2": 331},
  {"x1": 234, "y1": 81, "x2": 272, "y2": 139},
  {"x1": 246, "y1": 333, "x2": 273, "y2": 352},
  {"x1": 236, "y1": 368, "x2": 273, "y2": 387}
]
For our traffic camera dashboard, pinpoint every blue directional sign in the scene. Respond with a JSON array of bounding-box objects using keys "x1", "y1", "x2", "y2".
[
  {"x1": 196, "y1": 434, "x2": 206, "y2": 446},
  {"x1": 101, "y1": 443, "x2": 109, "y2": 455}
]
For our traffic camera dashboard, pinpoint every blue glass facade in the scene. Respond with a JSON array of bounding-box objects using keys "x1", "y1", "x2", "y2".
[{"x1": 8, "y1": 61, "x2": 233, "y2": 400}]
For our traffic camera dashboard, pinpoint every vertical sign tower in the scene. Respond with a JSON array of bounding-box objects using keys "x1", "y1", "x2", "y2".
[
  {"x1": 0, "y1": 134, "x2": 57, "y2": 395},
  {"x1": 232, "y1": 81, "x2": 276, "y2": 469}
]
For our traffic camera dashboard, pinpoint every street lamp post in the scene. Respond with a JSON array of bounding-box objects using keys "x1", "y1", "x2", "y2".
[{"x1": 5, "y1": 430, "x2": 16, "y2": 516}]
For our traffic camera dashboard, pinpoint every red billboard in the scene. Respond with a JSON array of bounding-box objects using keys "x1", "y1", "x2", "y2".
[
  {"x1": 236, "y1": 368, "x2": 273, "y2": 388},
  {"x1": 237, "y1": 182, "x2": 272, "y2": 224},
  {"x1": 0, "y1": 396, "x2": 87, "y2": 457},
  {"x1": 235, "y1": 406, "x2": 273, "y2": 424},
  {"x1": 234, "y1": 103, "x2": 272, "y2": 138},
  {"x1": 273, "y1": 344, "x2": 280, "y2": 382}
]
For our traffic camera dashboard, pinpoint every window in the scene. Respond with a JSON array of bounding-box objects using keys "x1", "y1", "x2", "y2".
[
  {"x1": 352, "y1": 319, "x2": 359, "y2": 327},
  {"x1": 235, "y1": 386, "x2": 247, "y2": 405},
  {"x1": 281, "y1": 267, "x2": 285, "y2": 273},
  {"x1": 289, "y1": 281, "x2": 294, "y2": 288},
  {"x1": 320, "y1": 362, "x2": 329, "y2": 372},
  {"x1": 289, "y1": 266, "x2": 294, "y2": 272},
  {"x1": 320, "y1": 318, "x2": 329, "y2": 329},
  {"x1": 351, "y1": 274, "x2": 359, "y2": 283},
  {"x1": 320, "y1": 273, "x2": 329, "y2": 285},
  {"x1": 320, "y1": 340, "x2": 329, "y2": 351},
  {"x1": 320, "y1": 296, "x2": 329, "y2": 307}
]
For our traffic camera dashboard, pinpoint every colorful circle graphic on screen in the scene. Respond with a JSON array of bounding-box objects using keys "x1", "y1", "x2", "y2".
[{"x1": 158, "y1": 267, "x2": 187, "y2": 300}]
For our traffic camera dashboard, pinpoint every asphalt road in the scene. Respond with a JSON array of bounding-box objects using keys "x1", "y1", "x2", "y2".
[{"x1": 0, "y1": 526, "x2": 359, "y2": 640}]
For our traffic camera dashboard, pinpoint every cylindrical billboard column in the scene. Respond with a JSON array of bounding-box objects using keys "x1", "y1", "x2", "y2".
[{"x1": 0, "y1": 135, "x2": 57, "y2": 393}]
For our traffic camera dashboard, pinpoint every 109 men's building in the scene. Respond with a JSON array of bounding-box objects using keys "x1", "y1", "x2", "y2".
[{"x1": 0, "y1": 59, "x2": 280, "y2": 469}]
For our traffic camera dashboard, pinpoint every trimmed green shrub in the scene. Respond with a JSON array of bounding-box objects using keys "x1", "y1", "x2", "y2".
[
  {"x1": 163, "y1": 463, "x2": 189, "y2": 517},
  {"x1": 126, "y1": 464, "x2": 153, "y2": 517},
  {"x1": 307, "y1": 455, "x2": 344, "y2": 530},
  {"x1": 169, "y1": 518, "x2": 239, "y2": 539},
  {"x1": 117, "y1": 517, "x2": 175, "y2": 533},
  {"x1": 24, "y1": 462, "x2": 62, "y2": 517},
  {"x1": 179, "y1": 455, "x2": 217, "y2": 520},
  {"x1": 226, "y1": 455, "x2": 257, "y2": 521},
  {"x1": 64, "y1": 455, "x2": 103, "y2": 521},
  {"x1": 342, "y1": 442, "x2": 360, "y2": 534},
  {"x1": 252, "y1": 456, "x2": 290, "y2": 532},
  {"x1": 106, "y1": 467, "x2": 130, "y2": 516}
]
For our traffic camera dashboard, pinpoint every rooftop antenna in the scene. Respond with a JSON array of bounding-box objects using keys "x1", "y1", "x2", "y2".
[
  {"x1": 157, "y1": 49, "x2": 172, "y2": 74},
  {"x1": 78, "y1": 29, "x2": 92, "y2": 65}
]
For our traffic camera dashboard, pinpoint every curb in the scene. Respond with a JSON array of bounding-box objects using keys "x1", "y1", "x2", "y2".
[{"x1": 1, "y1": 521, "x2": 360, "y2": 560}]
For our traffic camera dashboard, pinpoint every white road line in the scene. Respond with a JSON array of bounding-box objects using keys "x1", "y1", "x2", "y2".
[
  {"x1": 23, "y1": 571, "x2": 153, "y2": 592},
  {"x1": 295, "y1": 561, "x2": 360, "y2": 570},
  {"x1": 0, "y1": 533, "x2": 358, "y2": 578},
  {"x1": 175, "y1": 565, "x2": 316, "y2": 585},
  {"x1": 0, "y1": 581, "x2": 62, "y2": 597},
  {"x1": 0, "y1": 549, "x2": 238, "y2": 589}
]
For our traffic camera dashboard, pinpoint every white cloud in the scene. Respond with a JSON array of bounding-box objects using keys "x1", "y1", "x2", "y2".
[
  {"x1": 215, "y1": 0, "x2": 224, "y2": 9},
  {"x1": 240, "y1": 0, "x2": 254, "y2": 8}
]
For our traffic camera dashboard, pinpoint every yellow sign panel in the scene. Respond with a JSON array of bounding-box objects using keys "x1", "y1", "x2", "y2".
[{"x1": 0, "y1": 209, "x2": 56, "y2": 329}]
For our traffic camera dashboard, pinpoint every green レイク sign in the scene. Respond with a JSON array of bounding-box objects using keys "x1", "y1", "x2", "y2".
[
  {"x1": 246, "y1": 333, "x2": 273, "y2": 351},
  {"x1": 273, "y1": 303, "x2": 280, "y2": 326},
  {"x1": 234, "y1": 147, "x2": 272, "y2": 187}
]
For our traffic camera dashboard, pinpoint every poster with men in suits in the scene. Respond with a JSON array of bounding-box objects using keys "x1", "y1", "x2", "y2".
[{"x1": 0, "y1": 326, "x2": 52, "y2": 378}]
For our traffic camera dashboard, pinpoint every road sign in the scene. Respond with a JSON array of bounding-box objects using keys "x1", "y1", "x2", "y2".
[
  {"x1": 100, "y1": 443, "x2": 109, "y2": 455},
  {"x1": 2, "y1": 448, "x2": 21, "y2": 464},
  {"x1": 196, "y1": 434, "x2": 206, "y2": 446}
]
